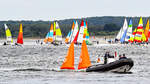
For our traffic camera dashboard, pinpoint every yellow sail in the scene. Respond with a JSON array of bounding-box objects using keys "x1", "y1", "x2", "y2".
[
  {"x1": 55, "y1": 22, "x2": 62, "y2": 41},
  {"x1": 4, "y1": 24, "x2": 13, "y2": 43},
  {"x1": 142, "y1": 30, "x2": 146, "y2": 42},
  {"x1": 129, "y1": 28, "x2": 137, "y2": 43},
  {"x1": 134, "y1": 17, "x2": 143, "y2": 43}
]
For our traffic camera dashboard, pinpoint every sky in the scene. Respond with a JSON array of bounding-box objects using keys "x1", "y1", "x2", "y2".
[{"x1": 0, "y1": 0, "x2": 150, "y2": 21}]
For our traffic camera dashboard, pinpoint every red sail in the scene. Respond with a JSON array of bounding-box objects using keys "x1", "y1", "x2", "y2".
[{"x1": 17, "y1": 24, "x2": 23, "y2": 44}]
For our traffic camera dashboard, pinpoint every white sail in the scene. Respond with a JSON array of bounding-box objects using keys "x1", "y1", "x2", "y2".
[
  {"x1": 125, "y1": 19, "x2": 132, "y2": 42},
  {"x1": 4, "y1": 24, "x2": 13, "y2": 44},
  {"x1": 77, "y1": 21, "x2": 84, "y2": 43},
  {"x1": 70, "y1": 21, "x2": 79, "y2": 42},
  {"x1": 120, "y1": 18, "x2": 128, "y2": 43},
  {"x1": 116, "y1": 27, "x2": 123, "y2": 40}
]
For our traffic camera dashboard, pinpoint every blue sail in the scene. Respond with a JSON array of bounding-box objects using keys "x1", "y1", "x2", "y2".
[
  {"x1": 46, "y1": 32, "x2": 49, "y2": 38},
  {"x1": 67, "y1": 31, "x2": 71, "y2": 38},
  {"x1": 120, "y1": 29, "x2": 127, "y2": 43},
  {"x1": 49, "y1": 31, "x2": 53, "y2": 37},
  {"x1": 125, "y1": 19, "x2": 132, "y2": 41}
]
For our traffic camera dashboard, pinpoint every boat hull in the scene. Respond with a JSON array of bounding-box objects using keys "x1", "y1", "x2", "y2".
[{"x1": 86, "y1": 58, "x2": 134, "y2": 73}]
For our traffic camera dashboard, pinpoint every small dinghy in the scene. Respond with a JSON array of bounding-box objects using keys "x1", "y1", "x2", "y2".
[{"x1": 86, "y1": 58, "x2": 134, "y2": 73}]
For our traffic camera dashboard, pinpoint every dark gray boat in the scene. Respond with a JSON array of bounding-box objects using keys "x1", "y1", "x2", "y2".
[{"x1": 86, "y1": 58, "x2": 134, "y2": 72}]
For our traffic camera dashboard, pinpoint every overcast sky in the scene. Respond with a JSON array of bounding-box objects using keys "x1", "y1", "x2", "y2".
[{"x1": 0, "y1": 0, "x2": 149, "y2": 21}]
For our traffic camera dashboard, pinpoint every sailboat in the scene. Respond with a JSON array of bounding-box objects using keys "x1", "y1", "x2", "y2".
[
  {"x1": 143, "y1": 19, "x2": 150, "y2": 42},
  {"x1": 65, "y1": 20, "x2": 79, "y2": 44},
  {"x1": 4, "y1": 24, "x2": 13, "y2": 45},
  {"x1": 124, "y1": 19, "x2": 133, "y2": 42},
  {"x1": 71, "y1": 21, "x2": 79, "y2": 43},
  {"x1": 17, "y1": 24, "x2": 23, "y2": 44},
  {"x1": 77, "y1": 20, "x2": 85, "y2": 44},
  {"x1": 65, "y1": 21, "x2": 75, "y2": 44},
  {"x1": 134, "y1": 17, "x2": 144, "y2": 43},
  {"x1": 120, "y1": 18, "x2": 128, "y2": 43},
  {"x1": 65, "y1": 20, "x2": 91, "y2": 45},
  {"x1": 129, "y1": 28, "x2": 137, "y2": 43},
  {"x1": 44, "y1": 23, "x2": 54, "y2": 43},
  {"x1": 44, "y1": 21, "x2": 62, "y2": 45},
  {"x1": 85, "y1": 21, "x2": 91, "y2": 44},
  {"x1": 44, "y1": 32, "x2": 50, "y2": 43},
  {"x1": 54, "y1": 21, "x2": 62, "y2": 43},
  {"x1": 116, "y1": 27, "x2": 123, "y2": 41},
  {"x1": 116, "y1": 18, "x2": 133, "y2": 43},
  {"x1": 60, "y1": 42, "x2": 75, "y2": 70},
  {"x1": 60, "y1": 40, "x2": 91, "y2": 70},
  {"x1": 48, "y1": 23, "x2": 54, "y2": 42}
]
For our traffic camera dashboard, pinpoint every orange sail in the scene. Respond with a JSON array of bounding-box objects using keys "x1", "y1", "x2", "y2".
[
  {"x1": 78, "y1": 40, "x2": 91, "y2": 70},
  {"x1": 48, "y1": 23, "x2": 54, "y2": 42},
  {"x1": 17, "y1": 24, "x2": 23, "y2": 44},
  {"x1": 60, "y1": 42, "x2": 75, "y2": 70},
  {"x1": 144, "y1": 19, "x2": 149, "y2": 42}
]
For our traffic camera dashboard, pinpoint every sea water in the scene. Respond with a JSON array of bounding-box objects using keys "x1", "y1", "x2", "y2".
[{"x1": 0, "y1": 40, "x2": 150, "y2": 84}]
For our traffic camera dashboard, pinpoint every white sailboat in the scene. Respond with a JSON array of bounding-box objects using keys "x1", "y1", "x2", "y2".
[
  {"x1": 70, "y1": 21, "x2": 79, "y2": 43},
  {"x1": 77, "y1": 20, "x2": 84, "y2": 44},
  {"x1": 116, "y1": 27, "x2": 123, "y2": 40},
  {"x1": 125, "y1": 19, "x2": 132, "y2": 42},
  {"x1": 116, "y1": 18, "x2": 128, "y2": 43}
]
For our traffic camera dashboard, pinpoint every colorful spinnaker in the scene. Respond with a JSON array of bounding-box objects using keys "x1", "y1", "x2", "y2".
[
  {"x1": 71, "y1": 21, "x2": 79, "y2": 43},
  {"x1": 134, "y1": 17, "x2": 144, "y2": 43},
  {"x1": 17, "y1": 24, "x2": 23, "y2": 44},
  {"x1": 4, "y1": 24, "x2": 13, "y2": 44},
  {"x1": 48, "y1": 23, "x2": 54, "y2": 42},
  {"x1": 65, "y1": 21, "x2": 75, "y2": 43},
  {"x1": 44, "y1": 21, "x2": 62, "y2": 44},
  {"x1": 85, "y1": 21, "x2": 90, "y2": 43},
  {"x1": 129, "y1": 28, "x2": 137, "y2": 43}
]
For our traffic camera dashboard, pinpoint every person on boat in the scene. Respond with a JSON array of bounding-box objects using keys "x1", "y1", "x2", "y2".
[
  {"x1": 115, "y1": 38, "x2": 118, "y2": 43},
  {"x1": 104, "y1": 52, "x2": 108, "y2": 64},
  {"x1": 119, "y1": 54, "x2": 127, "y2": 60},
  {"x1": 104, "y1": 52, "x2": 115, "y2": 64},
  {"x1": 41, "y1": 42, "x2": 43, "y2": 45},
  {"x1": 3, "y1": 42, "x2": 7, "y2": 45},
  {"x1": 97, "y1": 41, "x2": 99, "y2": 44}
]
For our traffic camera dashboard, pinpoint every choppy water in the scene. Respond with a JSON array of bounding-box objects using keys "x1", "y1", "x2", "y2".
[{"x1": 0, "y1": 40, "x2": 150, "y2": 84}]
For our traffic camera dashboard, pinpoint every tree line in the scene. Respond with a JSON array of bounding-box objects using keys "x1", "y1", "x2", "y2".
[{"x1": 0, "y1": 16, "x2": 149, "y2": 38}]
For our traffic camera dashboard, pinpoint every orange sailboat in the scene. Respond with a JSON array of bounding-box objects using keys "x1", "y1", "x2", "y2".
[
  {"x1": 78, "y1": 40, "x2": 91, "y2": 69},
  {"x1": 60, "y1": 42, "x2": 75, "y2": 70},
  {"x1": 17, "y1": 24, "x2": 23, "y2": 44},
  {"x1": 60, "y1": 40, "x2": 91, "y2": 70}
]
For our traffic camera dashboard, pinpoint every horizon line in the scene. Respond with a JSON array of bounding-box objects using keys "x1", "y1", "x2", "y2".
[{"x1": 0, "y1": 15, "x2": 150, "y2": 21}]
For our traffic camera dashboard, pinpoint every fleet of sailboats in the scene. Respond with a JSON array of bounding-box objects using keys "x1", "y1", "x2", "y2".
[
  {"x1": 116, "y1": 17, "x2": 150, "y2": 44},
  {"x1": 1, "y1": 17, "x2": 150, "y2": 45},
  {"x1": 44, "y1": 21, "x2": 62, "y2": 44},
  {"x1": 65, "y1": 20, "x2": 91, "y2": 45}
]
